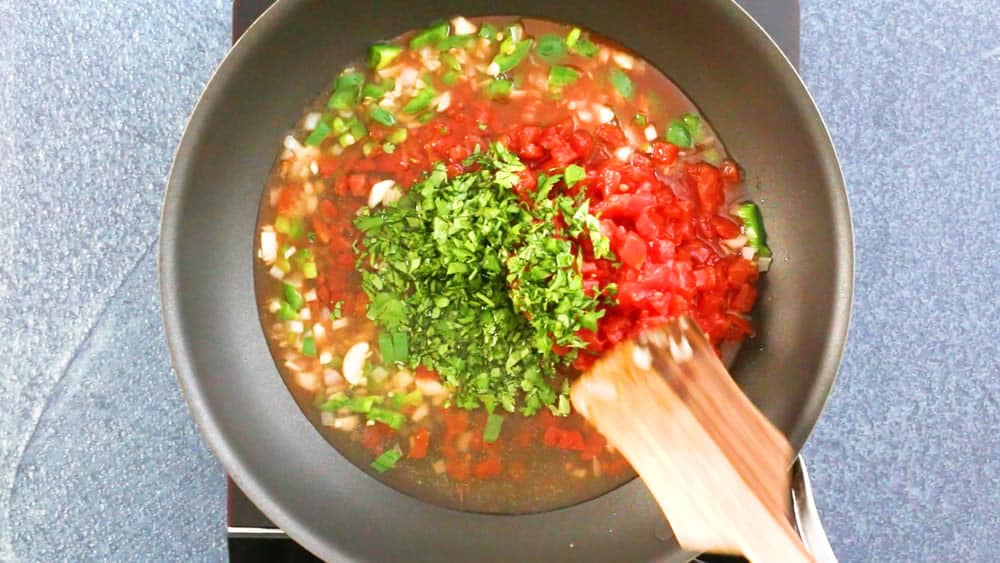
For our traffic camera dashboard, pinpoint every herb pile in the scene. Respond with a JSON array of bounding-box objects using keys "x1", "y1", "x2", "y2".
[{"x1": 354, "y1": 144, "x2": 614, "y2": 415}]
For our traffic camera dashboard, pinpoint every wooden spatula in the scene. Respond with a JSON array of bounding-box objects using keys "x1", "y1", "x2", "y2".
[{"x1": 571, "y1": 316, "x2": 814, "y2": 563}]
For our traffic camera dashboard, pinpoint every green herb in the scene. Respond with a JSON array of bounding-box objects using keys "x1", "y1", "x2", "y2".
[
  {"x1": 491, "y1": 38, "x2": 533, "y2": 73},
  {"x1": 485, "y1": 79, "x2": 513, "y2": 98},
  {"x1": 409, "y1": 21, "x2": 450, "y2": 49},
  {"x1": 403, "y1": 87, "x2": 437, "y2": 114},
  {"x1": 354, "y1": 145, "x2": 614, "y2": 415},
  {"x1": 609, "y1": 68, "x2": 634, "y2": 99},
  {"x1": 548, "y1": 66, "x2": 580, "y2": 91},
  {"x1": 367, "y1": 407, "x2": 406, "y2": 430},
  {"x1": 735, "y1": 202, "x2": 771, "y2": 257},
  {"x1": 301, "y1": 335, "x2": 317, "y2": 357},
  {"x1": 666, "y1": 119, "x2": 694, "y2": 148},
  {"x1": 634, "y1": 113, "x2": 647, "y2": 127},
  {"x1": 378, "y1": 331, "x2": 410, "y2": 364},
  {"x1": 330, "y1": 300, "x2": 344, "y2": 320},
  {"x1": 483, "y1": 412, "x2": 504, "y2": 442},
  {"x1": 369, "y1": 106, "x2": 396, "y2": 126},
  {"x1": 369, "y1": 43, "x2": 403, "y2": 70},
  {"x1": 370, "y1": 447, "x2": 403, "y2": 473},
  {"x1": 564, "y1": 164, "x2": 586, "y2": 187},
  {"x1": 283, "y1": 283, "x2": 304, "y2": 310},
  {"x1": 536, "y1": 34, "x2": 567, "y2": 63}
]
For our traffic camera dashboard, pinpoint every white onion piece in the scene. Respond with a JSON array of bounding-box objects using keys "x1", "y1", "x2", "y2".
[
  {"x1": 298, "y1": 308, "x2": 311, "y2": 321},
  {"x1": 368, "y1": 179, "x2": 396, "y2": 208},
  {"x1": 741, "y1": 246, "x2": 757, "y2": 260},
  {"x1": 612, "y1": 51, "x2": 635, "y2": 70},
  {"x1": 320, "y1": 411, "x2": 336, "y2": 427},
  {"x1": 451, "y1": 16, "x2": 477, "y2": 35},
  {"x1": 435, "y1": 91, "x2": 452, "y2": 112},
  {"x1": 283, "y1": 135, "x2": 302, "y2": 151},
  {"x1": 318, "y1": 351, "x2": 333, "y2": 366},
  {"x1": 757, "y1": 256, "x2": 772, "y2": 272},
  {"x1": 723, "y1": 235, "x2": 748, "y2": 249},
  {"x1": 304, "y1": 289, "x2": 317, "y2": 302},
  {"x1": 287, "y1": 320, "x2": 304, "y2": 333},
  {"x1": 334, "y1": 416, "x2": 360, "y2": 431},
  {"x1": 644, "y1": 125, "x2": 658, "y2": 141},
  {"x1": 614, "y1": 147, "x2": 633, "y2": 161},
  {"x1": 260, "y1": 231, "x2": 278, "y2": 263},
  {"x1": 303, "y1": 112, "x2": 322, "y2": 131},
  {"x1": 342, "y1": 342, "x2": 370, "y2": 385},
  {"x1": 268, "y1": 266, "x2": 285, "y2": 280},
  {"x1": 596, "y1": 105, "x2": 615, "y2": 124},
  {"x1": 296, "y1": 371, "x2": 320, "y2": 392},
  {"x1": 331, "y1": 318, "x2": 349, "y2": 330}
]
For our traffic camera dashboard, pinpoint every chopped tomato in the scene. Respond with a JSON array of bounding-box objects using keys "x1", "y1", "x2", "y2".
[
  {"x1": 473, "y1": 457, "x2": 503, "y2": 479},
  {"x1": 408, "y1": 427, "x2": 430, "y2": 459},
  {"x1": 619, "y1": 232, "x2": 647, "y2": 269}
]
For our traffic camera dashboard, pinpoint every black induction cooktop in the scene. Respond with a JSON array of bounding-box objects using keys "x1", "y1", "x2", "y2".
[{"x1": 227, "y1": 1, "x2": 801, "y2": 560}]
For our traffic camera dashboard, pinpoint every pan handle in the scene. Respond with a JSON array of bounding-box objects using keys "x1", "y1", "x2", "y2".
[{"x1": 791, "y1": 455, "x2": 838, "y2": 563}]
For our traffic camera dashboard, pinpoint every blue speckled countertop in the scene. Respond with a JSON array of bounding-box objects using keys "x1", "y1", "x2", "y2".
[{"x1": 1, "y1": 1, "x2": 997, "y2": 561}]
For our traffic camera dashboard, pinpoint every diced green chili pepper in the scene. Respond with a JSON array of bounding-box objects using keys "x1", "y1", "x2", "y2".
[
  {"x1": 369, "y1": 43, "x2": 403, "y2": 70},
  {"x1": 367, "y1": 407, "x2": 406, "y2": 430},
  {"x1": 610, "y1": 68, "x2": 634, "y2": 99},
  {"x1": 370, "y1": 448, "x2": 402, "y2": 473},
  {"x1": 318, "y1": 393, "x2": 350, "y2": 412},
  {"x1": 302, "y1": 261, "x2": 318, "y2": 279},
  {"x1": 326, "y1": 89, "x2": 356, "y2": 110},
  {"x1": 387, "y1": 128, "x2": 408, "y2": 144},
  {"x1": 348, "y1": 395, "x2": 383, "y2": 413},
  {"x1": 491, "y1": 38, "x2": 533, "y2": 73},
  {"x1": 735, "y1": 202, "x2": 771, "y2": 257},
  {"x1": 536, "y1": 34, "x2": 567, "y2": 63},
  {"x1": 369, "y1": 106, "x2": 396, "y2": 126},
  {"x1": 283, "y1": 283, "x2": 304, "y2": 310},
  {"x1": 274, "y1": 215, "x2": 304, "y2": 239},
  {"x1": 338, "y1": 133, "x2": 356, "y2": 147},
  {"x1": 441, "y1": 70, "x2": 459, "y2": 86},
  {"x1": 682, "y1": 113, "x2": 702, "y2": 139},
  {"x1": 409, "y1": 21, "x2": 449, "y2": 49},
  {"x1": 565, "y1": 27, "x2": 582, "y2": 47},
  {"x1": 331, "y1": 117, "x2": 348, "y2": 134},
  {"x1": 634, "y1": 113, "x2": 647, "y2": 127},
  {"x1": 570, "y1": 37, "x2": 599, "y2": 57},
  {"x1": 478, "y1": 23, "x2": 497, "y2": 39},
  {"x1": 362, "y1": 141, "x2": 376, "y2": 157},
  {"x1": 548, "y1": 65, "x2": 580, "y2": 91},
  {"x1": 483, "y1": 412, "x2": 504, "y2": 442},
  {"x1": 330, "y1": 300, "x2": 344, "y2": 320},
  {"x1": 362, "y1": 82, "x2": 386, "y2": 99},
  {"x1": 277, "y1": 300, "x2": 298, "y2": 321},
  {"x1": 350, "y1": 118, "x2": 368, "y2": 140},
  {"x1": 391, "y1": 390, "x2": 423, "y2": 408},
  {"x1": 440, "y1": 51, "x2": 462, "y2": 72},
  {"x1": 417, "y1": 111, "x2": 436, "y2": 124},
  {"x1": 304, "y1": 121, "x2": 331, "y2": 146},
  {"x1": 666, "y1": 119, "x2": 693, "y2": 148},
  {"x1": 301, "y1": 335, "x2": 317, "y2": 357},
  {"x1": 403, "y1": 87, "x2": 437, "y2": 114},
  {"x1": 382, "y1": 142, "x2": 396, "y2": 154},
  {"x1": 703, "y1": 148, "x2": 722, "y2": 166},
  {"x1": 485, "y1": 79, "x2": 513, "y2": 98},
  {"x1": 436, "y1": 34, "x2": 475, "y2": 51}
]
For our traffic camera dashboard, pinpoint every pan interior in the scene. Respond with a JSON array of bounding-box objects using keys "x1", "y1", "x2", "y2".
[{"x1": 161, "y1": 1, "x2": 851, "y2": 561}]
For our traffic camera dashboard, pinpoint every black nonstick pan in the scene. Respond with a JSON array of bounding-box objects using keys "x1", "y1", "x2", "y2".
[{"x1": 160, "y1": 0, "x2": 853, "y2": 560}]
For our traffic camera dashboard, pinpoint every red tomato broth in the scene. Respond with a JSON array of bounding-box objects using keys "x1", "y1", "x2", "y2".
[{"x1": 254, "y1": 16, "x2": 765, "y2": 514}]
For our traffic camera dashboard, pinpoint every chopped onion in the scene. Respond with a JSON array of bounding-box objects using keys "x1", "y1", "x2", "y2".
[
  {"x1": 368, "y1": 179, "x2": 396, "y2": 208},
  {"x1": 596, "y1": 105, "x2": 615, "y2": 124},
  {"x1": 412, "y1": 403, "x2": 429, "y2": 422},
  {"x1": 309, "y1": 161, "x2": 319, "y2": 175},
  {"x1": 757, "y1": 256, "x2": 772, "y2": 272},
  {"x1": 576, "y1": 110, "x2": 594, "y2": 123},
  {"x1": 303, "y1": 112, "x2": 322, "y2": 131},
  {"x1": 318, "y1": 350, "x2": 332, "y2": 365},
  {"x1": 287, "y1": 320, "x2": 304, "y2": 333},
  {"x1": 320, "y1": 411, "x2": 336, "y2": 427},
  {"x1": 299, "y1": 308, "x2": 311, "y2": 321},
  {"x1": 741, "y1": 246, "x2": 757, "y2": 260},
  {"x1": 486, "y1": 62, "x2": 501, "y2": 77},
  {"x1": 612, "y1": 51, "x2": 635, "y2": 70},
  {"x1": 644, "y1": 125, "x2": 658, "y2": 141},
  {"x1": 268, "y1": 266, "x2": 285, "y2": 280},
  {"x1": 435, "y1": 91, "x2": 452, "y2": 112},
  {"x1": 267, "y1": 299, "x2": 281, "y2": 313},
  {"x1": 331, "y1": 318, "x2": 349, "y2": 330},
  {"x1": 324, "y1": 369, "x2": 343, "y2": 386},
  {"x1": 283, "y1": 135, "x2": 302, "y2": 151},
  {"x1": 260, "y1": 231, "x2": 278, "y2": 263},
  {"x1": 415, "y1": 378, "x2": 446, "y2": 397},
  {"x1": 382, "y1": 186, "x2": 403, "y2": 205},
  {"x1": 283, "y1": 245, "x2": 297, "y2": 259},
  {"x1": 432, "y1": 459, "x2": 446, "y2": 474},
  {"x1": 304, "y1": 289, "x2": 317, "y2": 302},
  {"x1": 342, "y1": 342, "x2": 370, "y2": 385},
  {"x1": 614, "y1": 146, "x2": 633, "y2": 161},
  {"x1": 313, "y1": 323, "x2": 326, "y2": 340},
  {"x1": 334, "y1": 415, "x2": 360, "y2": 431},
  {"x1": 296, "y1": 371, "x2": 320, "y2": 392}
]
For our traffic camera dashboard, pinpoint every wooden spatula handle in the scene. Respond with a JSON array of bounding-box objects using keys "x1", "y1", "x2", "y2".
[{"x1": 572, "y1": 317, "x2": 814, "y2": 563}]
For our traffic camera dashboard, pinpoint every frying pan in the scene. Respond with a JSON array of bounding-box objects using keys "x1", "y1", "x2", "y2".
[{"x1": 159, "y1": 0, "x2": 853, "y2": 560}]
